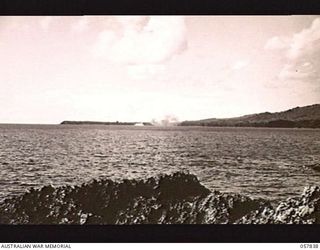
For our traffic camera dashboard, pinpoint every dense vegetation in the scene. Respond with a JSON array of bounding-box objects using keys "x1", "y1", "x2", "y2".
[{"x1": 180, "y1": 104, "x2": 320, "y2": 128}]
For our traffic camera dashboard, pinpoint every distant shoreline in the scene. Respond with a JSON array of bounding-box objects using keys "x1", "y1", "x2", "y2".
[
  {"x1": 60, "y1": 121, "x2": 153, "y2": 126},
  {"x1": 179, "y1": 119, "x2": 320, "y2": 128},
  {"x1": 180, "y1": 104, "x2": 320, "y2": 128},
  {"x1": 1, "y1": 104, "x2": 319, "y2": 128}
]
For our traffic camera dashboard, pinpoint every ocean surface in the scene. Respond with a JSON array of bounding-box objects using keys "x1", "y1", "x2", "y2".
[{"x1": 0, "y1": 124, "x2": 320, "y2": 202}]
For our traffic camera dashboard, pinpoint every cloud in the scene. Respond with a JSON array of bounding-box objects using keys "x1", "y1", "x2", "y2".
[
  {"x1": 278, "y1": 63, "x2": 316, "y2": 81},
  {"x1": 231, "y1": 60, "x2": 249, "y2": 70},
  {"x1": 114, "y1": 16, "x2": 148, "y2": 33},
  {"x1": 287, "y1": 18, "x2": 320, "y2": 60},
  {"x1": 264, "y1": 36, "x2": 289, "y2": 50},
  {"x1": 127, "y1": 64, "x2": 165, "y2": 80},
  {"x1": 93, "y1": 30, "x2": 118, "y2": 57},
  {"x1": 93, "y1": 16, "x2": 188, "y2": 78},
  {"x1": 71, "y1": 17, "x2": 90, "y2": 33},
  {"x1": 39, "y1": 17, "x2": 54, "y2": 32},
  {"x1": 265, "y1": 17, "x2": 320, "y2": 81}
]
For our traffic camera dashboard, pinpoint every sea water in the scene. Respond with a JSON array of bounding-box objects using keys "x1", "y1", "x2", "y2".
[{"x1": 0, "y1": 124, "x2": 319, "y2": 202}]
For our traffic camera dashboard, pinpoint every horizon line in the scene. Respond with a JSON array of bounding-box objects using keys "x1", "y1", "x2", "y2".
[{"x1": 0, "y1": 103, "x2": 319, "y2": 125}]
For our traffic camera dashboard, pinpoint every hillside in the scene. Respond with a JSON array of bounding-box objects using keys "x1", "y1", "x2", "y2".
[{"x1": 179, "y1": 104, "x2": 320, "y2": 128}]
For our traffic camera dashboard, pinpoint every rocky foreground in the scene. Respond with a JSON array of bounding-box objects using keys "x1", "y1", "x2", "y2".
[{"x1": 0, "y1": 172, "x2": 319, "y2": 224}]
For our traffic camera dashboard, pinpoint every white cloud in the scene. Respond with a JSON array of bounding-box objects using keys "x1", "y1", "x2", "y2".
[
  {"x1": 287, "y1": 18, "x2": 320, "y2": 60},
  {"x1": 127, "y1": 64, "x2": 165, "y2": 80},
  {"x1": 115, "y1": 16, "x2": 148, "y2": 33},
  {"x1": 232, "y1": 60, "x2": 249, "y2": 70},
  {"x1": 278, "y1": 63, "x2": 316, "y2": 81},
  {"x1": 265, "y1": 17, "x2": 320, "y2": 81},
  {"x1": 39, "y1": 17, "x2": 54, "y2": 32},
  {"x1": 71, "y1": 17, "x2": 90, "y2": 33},
  {"x1": 264, "y1": 36, "x2": 289, "y2": 50},
  {"x1": 93, "y1": 16, "x2": 188, "y2": 79},
  {"x1": 93, "y1": 30, "x2": 118, "y2": 57}
]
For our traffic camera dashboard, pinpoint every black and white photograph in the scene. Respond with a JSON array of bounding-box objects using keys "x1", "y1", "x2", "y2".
[{"x1": 0, "y1": 15, "x2": 320, "y2": 228}]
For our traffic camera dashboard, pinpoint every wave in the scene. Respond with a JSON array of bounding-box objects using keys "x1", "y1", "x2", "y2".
[{"x1": 0, "y1": 172, "x2": 319, "y2": 224}]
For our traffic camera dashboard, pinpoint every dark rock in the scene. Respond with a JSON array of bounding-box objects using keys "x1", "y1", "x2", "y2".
[{"x1": 0, "y1": 172, "x2": 319, "y2": 224}]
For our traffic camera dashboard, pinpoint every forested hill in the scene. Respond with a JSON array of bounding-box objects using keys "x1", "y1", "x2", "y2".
[{"x1": 179, "y1": 104, "x2": 320, "y2": 128}]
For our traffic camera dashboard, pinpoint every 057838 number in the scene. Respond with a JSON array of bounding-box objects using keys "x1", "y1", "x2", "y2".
[{"x1": 300, "y1": 244, "x2": 319, "y2": 248}]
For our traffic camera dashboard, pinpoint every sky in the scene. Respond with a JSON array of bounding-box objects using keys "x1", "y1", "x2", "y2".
[{"x1": 0, "y1": 15, "x2": 319, "y2": 124}]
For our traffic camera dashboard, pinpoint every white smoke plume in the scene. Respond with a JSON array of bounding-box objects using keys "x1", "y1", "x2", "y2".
[{"x1": 151, "y1": 115, "x2": 180, "y2": 126}]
